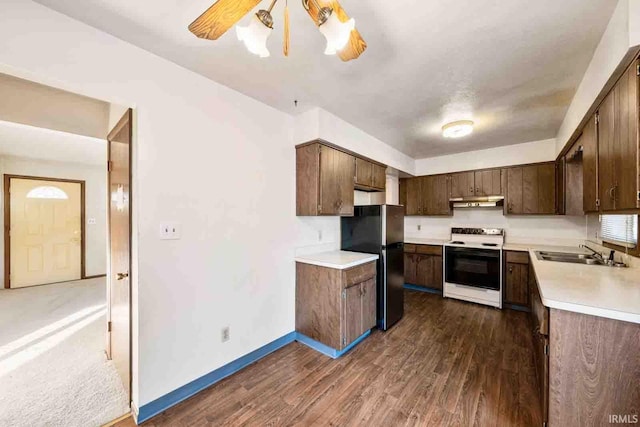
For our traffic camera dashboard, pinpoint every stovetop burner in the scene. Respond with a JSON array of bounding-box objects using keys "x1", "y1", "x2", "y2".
[
  {"x1": 451, "y1": 241, "x2": 465, "y2": 245},
  {"x1": 482, "y1": 243, "x2": 498, "y2": 247}
]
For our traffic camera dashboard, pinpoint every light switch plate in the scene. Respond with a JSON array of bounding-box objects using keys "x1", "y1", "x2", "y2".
[{"x1": 160, "y1": 222, "x2": 181, "y2": 240}]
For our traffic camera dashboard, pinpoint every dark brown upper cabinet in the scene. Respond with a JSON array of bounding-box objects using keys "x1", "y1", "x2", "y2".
[
  {"x1": 598, "y1": 90, "x2": 616, "y2": 212},
  {"x1": 450, "y1": 169, "x2": 502, "y2": 198},
  {"x1": 582, "y1": 114, "x2": 599, "y2": 212},
  {"x1": 475, "y1": 169, "x2": 502, "y2": 196},
  {"x1": 404, "y1": 177, "x2": 423, "y2": 215},
  {"x1": 354, "y1": 157, "x2": 372, "y2": 189},
  {"x1": 450, "y1": 171, "x2": 475, "y2": 198},
  {"x1": 505, "y1": 163, "x2": 556, "y2": 215},
  {"x1": 355, "y1": 158, "x2": 386, "y2": 192},
  {"x1": 399, "y1": 178, "x2": 407, "y2": 210},
  {"x1": 597, "y1": 58, "x2": 639, "y2": 211},
  {"x1": 296, "y1": 142, "x2": 355, "y2": 216},
  {"x1": 403, "y1": 175, "x2": 451, "y2": 216},
  {"x1": 560, "y1": 117, "x2": 592, "y2": 216},
  {"x1": 425, "y1": 175, "x2": 452, "y2": 215},
  {"x1": 506, "y1": 167, "x2": 524, "y2": 214},
  {"x1": 556, "y1": 156, "x2": 566, "y2": 215}
]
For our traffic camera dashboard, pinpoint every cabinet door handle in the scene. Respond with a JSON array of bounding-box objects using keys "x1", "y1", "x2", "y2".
[
  {"x1": 509, "y1": 266, "x2": 513, "y2": 273},
  {"x1": 469, "y1": 187, "x2": 474, "y2": 194},
  {"x1": 475, "y1": 187, "x2": 479, "y2": 194}
]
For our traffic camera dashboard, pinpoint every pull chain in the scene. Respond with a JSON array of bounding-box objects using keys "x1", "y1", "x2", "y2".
[{"x1": 284, "y1": 0, "x2": 290, "y2": 56}]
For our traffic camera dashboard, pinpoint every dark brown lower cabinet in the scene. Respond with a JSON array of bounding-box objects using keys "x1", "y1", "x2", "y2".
[
  {"x1": 532, "y1": 329, "x2": 549, "y2": 425},
  {"x1": 503, "y1": 251, "x2": 529, "y2": 308},
  {"x1": 529, "y1": 270, "x2": 549, "y2": 426},
  {"x1": 505, "y1": 263, "x2": 528, "y2": 306},
  {"x1": 404, "y1": 244, "x2": 443, "y2": 290},
  {"x1": 415, "y1": 254, "x2": 443, "y2": 290},
  {"x1": 548, "y1": 309, "x2": 640, "y2": 426},
  {"x1": 528, "y1": 263, "x2": 640, "y2": 427},
  {"x1": 296, "y1": 261, "x2": 376, "y2": 351},
  {"x1": 404, "y1": 252, "x2": 417, "y2": 284},
  {"x1": 343, "y1": 278, "x2": 376, "y2": 346}
]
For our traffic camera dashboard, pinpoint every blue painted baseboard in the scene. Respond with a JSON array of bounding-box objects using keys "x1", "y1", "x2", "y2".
[
  {"x1": 295, "y1": 330, "x2": 370, "y2": 359},
  {"x1": 136, "y1": 329, "x2": 372, "y2": 424},
  {"x1": 137, "y1": 331, "x2": 297, "y2": 424},
  {"x1": 503, "y1": 303, "x2": 530, "y2": 313},
  {"x1": 404, "y1": 283, "x2": 442, "y2": 295}
]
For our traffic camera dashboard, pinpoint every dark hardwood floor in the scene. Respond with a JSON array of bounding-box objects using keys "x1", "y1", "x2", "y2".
[{"x1": 116, "y1": 291, "x2": 541, "y2": 426}]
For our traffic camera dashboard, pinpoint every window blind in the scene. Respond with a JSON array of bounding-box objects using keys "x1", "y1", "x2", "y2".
[{"x1": 600, "y1": 214, "x2": 638, "y2": 248}]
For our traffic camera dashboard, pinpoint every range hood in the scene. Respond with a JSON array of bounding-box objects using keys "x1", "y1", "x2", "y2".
[{"x1": 450, "y1": 196, "x2": 504, "y2": 209}]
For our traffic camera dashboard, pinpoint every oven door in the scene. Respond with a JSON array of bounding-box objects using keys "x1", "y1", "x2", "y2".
[{"x1": 445, "y1": 246, "x2": 501, "y2": 291}]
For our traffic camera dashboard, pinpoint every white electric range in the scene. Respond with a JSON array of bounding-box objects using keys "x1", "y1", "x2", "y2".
[{"x1": 443, "y1": 227, "x2": 504, "y2": 308}]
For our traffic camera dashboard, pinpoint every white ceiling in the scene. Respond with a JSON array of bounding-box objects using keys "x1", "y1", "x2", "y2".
[
  {"x1": 0, "y1": 120, "x2": 106, "y2": 166},
  {"x1": 34, "y1": 0, "x2": 616, "y2": 158}
]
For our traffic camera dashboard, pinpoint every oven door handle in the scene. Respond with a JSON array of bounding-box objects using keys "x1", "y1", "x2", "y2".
[{"x1": 445, "y1": 247, "x2": 500, "y2": 258}]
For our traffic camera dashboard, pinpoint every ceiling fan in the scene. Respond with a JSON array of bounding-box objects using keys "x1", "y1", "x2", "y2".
[{"x1": 188, "y1": 0, "x2": 367, "y2": 61}]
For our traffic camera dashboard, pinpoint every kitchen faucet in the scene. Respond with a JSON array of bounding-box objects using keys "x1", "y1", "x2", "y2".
[{"x1": 579, "y1": 244, "x2": 605, "y2": 263}]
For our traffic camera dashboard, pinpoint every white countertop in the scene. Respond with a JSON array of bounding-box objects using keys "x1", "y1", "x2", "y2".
[
  {"x1": 295, "y1": 251, "x2": 379, "y2": 270},
  {"x1": 404, "y1": 237, "x2": 448, "y2": 246},
  {"x1": 502, "y1": 243, "x2": 587, "y2": 253},
  {"x1": 526, "y1": 247, "x2": 640, "y2": 324}
]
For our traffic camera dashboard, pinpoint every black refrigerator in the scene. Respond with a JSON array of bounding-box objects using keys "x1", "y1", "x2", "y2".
[{"x1": 341, "y1": 205, "x2": 405, "y2": 330}]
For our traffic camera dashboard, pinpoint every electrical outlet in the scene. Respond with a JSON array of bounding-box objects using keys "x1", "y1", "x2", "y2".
[
  {"x1": 159, "y1": 222, "x2": 181, "y2": 240},
  {"x1": 87, "y1": 218, "x2": 97, "y2": 225},
  {"x1": 417, "y1": 225, "x2": 422, "y2": 231},
  {"x1": 318, "y1": 230, "x2": 323, "y2": 241},
  {"x1": 221, "y1": 326, "x2": 230, "y2": 342}
]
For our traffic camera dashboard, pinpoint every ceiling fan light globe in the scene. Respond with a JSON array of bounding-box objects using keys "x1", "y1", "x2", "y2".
[
  {"x1": 319, "y1": 13, "x2": 355, "y2": 55},
  {"x1": 236, "y1": 15, "x2": 272, "y2": 58}
]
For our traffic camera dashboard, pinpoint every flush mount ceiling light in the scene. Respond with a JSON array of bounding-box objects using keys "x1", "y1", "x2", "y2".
[
  {"x1": 442, "y1": 120, "x2": 474, "y2": 138},
  {"x1": 189, "y1": 0, "x2": 366, "y2": 61}
]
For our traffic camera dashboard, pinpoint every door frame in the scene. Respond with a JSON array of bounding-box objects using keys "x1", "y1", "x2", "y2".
[
  {"x1": 3, "y1": 174, "x2": 86, "y2": 289},
  {"x1": 106, "y1": 108, "x2": 133, "y2": 401}
]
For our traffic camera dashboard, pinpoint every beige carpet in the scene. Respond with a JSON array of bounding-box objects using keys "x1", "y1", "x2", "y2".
[{"x1": 0, "y1": 278, "x2": 129, "y2": 427}]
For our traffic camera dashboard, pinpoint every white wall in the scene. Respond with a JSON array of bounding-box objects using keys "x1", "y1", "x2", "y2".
[
  {"x1": 0, "y1": 0, "x2": 413, "y2": 408},
  {"x1": 555, "y1": 0, "x2": 640, "y2": 153},
  {"x1": 406, "y1": 210, "x2": 586, "y2": 247},
  {"x1": 415, "y1": 138, "x2": 557, "y2": 175},
  {"x1": 0, "y1": 155, "x2": 107, "y2": 281}
]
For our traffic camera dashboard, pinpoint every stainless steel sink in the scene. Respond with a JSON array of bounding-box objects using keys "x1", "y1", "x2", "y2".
[{"x1": 534, "y1": 251, "x2": 606, "y2": 265}]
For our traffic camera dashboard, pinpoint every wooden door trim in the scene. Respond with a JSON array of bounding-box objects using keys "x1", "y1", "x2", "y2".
[
  {"x1": 107, "y1": 108, "x2": 133, "y2": 401},
  {"x1": 4, "y1": 174, "x2": 86, "y2": 289}
]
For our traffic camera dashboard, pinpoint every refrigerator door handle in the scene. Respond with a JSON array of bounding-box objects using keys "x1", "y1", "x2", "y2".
[{"x1": 381, "y1": 248, "x2": 387, "y2": 330}]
